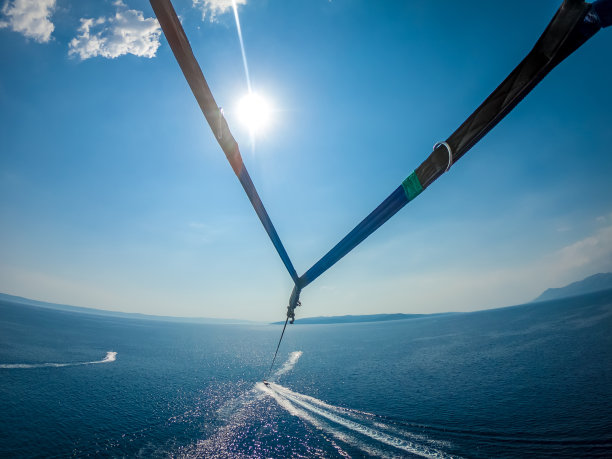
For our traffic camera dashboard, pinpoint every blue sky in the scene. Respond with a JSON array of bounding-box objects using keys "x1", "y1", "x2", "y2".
[{"x1": 1, "y1": 0, "x2": 611, "y2": 321}]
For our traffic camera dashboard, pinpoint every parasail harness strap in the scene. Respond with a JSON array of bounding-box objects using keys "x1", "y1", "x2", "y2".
[
  {"x1": 297, "y1": 0, "x2": 608, "y2": 289},
  {"x1": 150, "y1": 0, "x2": 299, "y2": 286},
  {"x1": 150, "y1": 0, "x2": 609, "y2": 374}
]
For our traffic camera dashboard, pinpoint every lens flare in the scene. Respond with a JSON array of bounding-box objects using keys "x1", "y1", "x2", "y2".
[{"x1": 237, "y1": 92, "x2": 271, "y2": 134}]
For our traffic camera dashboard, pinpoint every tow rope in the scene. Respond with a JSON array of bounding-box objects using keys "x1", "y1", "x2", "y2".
[
  {"x1": 149, "y1": 0, "x2": 610, "y2": 374},
  {"x1": 266, "y1": 317, "x2": 288, "y2": 379}
]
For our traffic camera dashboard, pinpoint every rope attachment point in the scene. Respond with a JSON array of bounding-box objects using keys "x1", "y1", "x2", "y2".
[
  {"x1": 287, "y1": 284, "x2": 302, "y2": 324},
  {"x1": 266, "y1": 284, "x2": 301, "y2": 378}
]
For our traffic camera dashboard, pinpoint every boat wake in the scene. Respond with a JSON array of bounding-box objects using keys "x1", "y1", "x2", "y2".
[
  {"x1": 260, "y1": 381, "x2": 455, "y2": 458},
  {"x1": 269, "y1": 350, "x2": 302, "y2": 380},
  {"x1": 0, "y1": 351, "x2": 117, "y2": 369},
  {"x1": 183, "y1": 351, "x2": 455, "y2": 458}
]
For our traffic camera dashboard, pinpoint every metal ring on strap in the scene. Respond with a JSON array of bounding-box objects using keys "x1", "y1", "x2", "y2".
[{"x1": 434, "y1": 141, "x2": 453, "y2": 172}]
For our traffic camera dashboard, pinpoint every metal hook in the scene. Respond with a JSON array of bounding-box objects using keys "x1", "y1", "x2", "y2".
[{"x1": 434, "y1": 141, "x2": 453, "y2": 172}]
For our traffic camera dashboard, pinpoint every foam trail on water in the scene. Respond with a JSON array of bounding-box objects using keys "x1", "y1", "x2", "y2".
[
  {"x1": 269, "y1": 350, "x2": 302, "y2": 380},
  {"x1": 0, "y1": 351, "x2": 117, "y2": 369},
  {"x1": 268, "y1": 383, "x2": 454, "y2": 458},
  {"x1": 188, "y1": 351, "x2": 454, "y2": 457},
  {"x1": 183, "y1": 351, "x2": 310, "y2": 456},
  {"x1": 258, "y1": 354, "x2": 458, "y2": 459},
  {"x1": 213, "y1": 351, "x2": 302, "y2": 421},
  {"x1": 272, "y1": 384, "x2": 441, "y2": 445},
  {"x1": 100, "y1": 351, "x2": 117, "y2": 363},
  {"x1": 258, "y1": 382, "x2": 390, "y2": 457}
]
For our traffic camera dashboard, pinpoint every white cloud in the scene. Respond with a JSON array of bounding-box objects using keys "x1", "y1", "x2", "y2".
[
  {"x1": 192, "y1": 0, "x2": 246, "y2": 22},
  {"x1": 0, "y1": 0, "x2": 56, "y2": 43},
  {"x1": 554, "y1": 223, "x2": 612, "y2": 273},
  {"x1": 302, "y1": 214, "x2": 612, "y2": 317},
  {"x1": 68, "y1": 1, "x2": 161, "y2": 60},
  {"x1": 187, "y1": 221, "x2": 226, "y2": 244}
]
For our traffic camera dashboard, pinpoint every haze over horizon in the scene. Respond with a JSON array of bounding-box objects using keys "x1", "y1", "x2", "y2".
[{"x1": 1, "y1": 0, "x2": 611, "y2": 321}]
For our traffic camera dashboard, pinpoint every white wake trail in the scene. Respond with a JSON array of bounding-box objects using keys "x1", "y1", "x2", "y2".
[
  {"x1": 183, "y1": 351, "x2": 306, "y2": 456},
  {"x1": 268, "y1": 382, "x2": 453, "y2": 458},
  {"x1": 270, "y1": 350, "x2": 302, "y2": 380},
  {"x1": 273, "y1": 385, "x2": 445, "y2": 446},
  {"x1": 188, "y1": 351, "x2": 455, "y2": 458},
  {"x1": 213, "y1": 351, "x2": 302, "y2": 421},
  {"x1": 259, "y1": 381, "x2": 390, "y2": 457},
  {"x1": 0, "y1": 351, "x2": 117, "y2": 369}
]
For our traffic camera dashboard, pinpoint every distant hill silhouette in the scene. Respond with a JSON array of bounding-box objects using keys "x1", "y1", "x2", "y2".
[
  {"x1": 0, "y1": 293, "x2": 253, "y2": 324},
  {"x1": 271, "y1": 313, "x2": 449, "y2": 325},
  {"x1": 533, "y1": 273, "x2": 612, "y2": 302}
]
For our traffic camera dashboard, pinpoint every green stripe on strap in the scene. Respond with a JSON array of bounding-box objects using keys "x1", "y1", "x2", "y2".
[{"x1": 401, "y1": 171, "x2": 423, "y2": 202}]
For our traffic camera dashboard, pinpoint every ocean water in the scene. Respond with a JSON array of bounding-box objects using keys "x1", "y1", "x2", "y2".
[{"x1": 1, "y1": 290, "x2": 611, "y2": 458}]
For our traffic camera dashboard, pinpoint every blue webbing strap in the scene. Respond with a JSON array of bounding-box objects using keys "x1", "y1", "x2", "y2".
[
  {"x1": 297, "y1": 0, "x2": 608, "y2": 291},
  {"x1": 150, "y1": 0, "x2": 299, "y2": 284},
  {"x1": 299, "y1": 185, "x2": 410, "y2": 288},
  {"x1": 152, "y1": 0, "x2": 609, "y2": 317},
  {"x1": 594, "y1": 0, "x2": 612, "y2": 27},
  {"x1": 299, "y1": 170, "x2": 424, "y2": 288},
  {"x1": 237, "y1": 167, "x2": 299, "y2": 283}
]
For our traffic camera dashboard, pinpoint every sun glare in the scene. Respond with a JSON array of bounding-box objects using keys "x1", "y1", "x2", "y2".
[{"x1": 237, "y1": 92, "x2": 271, "y2": 134}]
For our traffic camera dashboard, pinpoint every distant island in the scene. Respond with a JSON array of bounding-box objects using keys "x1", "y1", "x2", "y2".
[
  {"x1": 2, "y1": 292, "x2": 437, "y2": 325},
  {"x1": 280, "y1": 272, "x2": 612, "y2": 325},
  {"x1": 271, "y1": 313, "x2": 447, "y2": 325},
  {"x1": 533, "y1": 272, "x2": 612, "y2": 302},
  {"x1": 0, "y1": 293, "x2": 254, "y2": 325},
  {"x1": 4, "y1": 272, "x2": 611, "y2": 326}
]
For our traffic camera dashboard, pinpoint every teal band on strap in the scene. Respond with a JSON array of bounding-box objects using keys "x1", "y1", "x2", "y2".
[{"x1": 401, "y1": 171, "x2": 423, "y2": 202}]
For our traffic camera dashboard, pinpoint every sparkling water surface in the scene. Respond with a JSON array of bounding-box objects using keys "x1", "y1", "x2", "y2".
[{"x1": 1, "y1": 290, "x2": 611, "y2": 457}]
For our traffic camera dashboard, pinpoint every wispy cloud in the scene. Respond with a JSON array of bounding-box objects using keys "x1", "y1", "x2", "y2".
[
  {"x1": 187, "y1": 221, "x2": 227, "y2": 244},
  {"x1": 0, "y1": 0, "x2": 56, "y2": 43},
  {"x1": 68, "y1": 1, "x2": 160, "y2": 60},
  {"x1": 554, "y1": 220, "x2": 612, "y2": 273},
  {"x1": 432, "y1": 218, "x2": 612, "y2": 309},
  {"x1": 192, "y1": 0, "x2": 246, "y2": 22},
  {"x1": 304, "y1": 213, "x2": 612, "y2": 316}
]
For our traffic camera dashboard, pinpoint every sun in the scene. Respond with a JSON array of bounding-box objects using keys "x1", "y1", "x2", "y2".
[{"x1": 237, "y1": 92, "x2": 271, "y2": 134}]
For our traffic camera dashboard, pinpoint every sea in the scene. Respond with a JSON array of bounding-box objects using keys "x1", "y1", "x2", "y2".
[{"x1": 1, "y1": 290, "x2": 611, "y2": 458}]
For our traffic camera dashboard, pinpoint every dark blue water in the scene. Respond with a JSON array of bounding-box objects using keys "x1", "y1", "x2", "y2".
[{"x1": 1, "y1": 290, "x2": 611, "y2": 458}]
